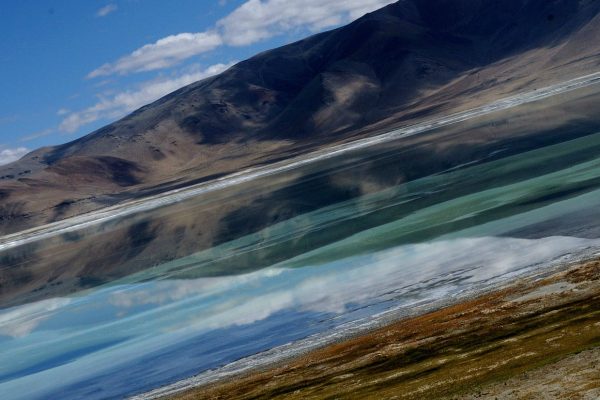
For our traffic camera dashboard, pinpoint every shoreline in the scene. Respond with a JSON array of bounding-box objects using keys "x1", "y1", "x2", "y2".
[
  {"x1": 132, "y1": 247, "x2": 600, "y2": 399},
  {"x1": 169, "y1": 255, "x2": 600, "y2": 399},
  {"x1": 3, "y1": 71, "x2": 600, "y2": 253}
]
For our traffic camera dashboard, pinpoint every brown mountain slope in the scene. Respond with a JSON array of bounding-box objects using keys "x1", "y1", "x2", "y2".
[{"x1": 1, "y1": 0, "x2": 600, "y2": 236}]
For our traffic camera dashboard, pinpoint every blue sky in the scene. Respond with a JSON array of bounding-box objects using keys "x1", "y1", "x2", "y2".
[{"x1": 0, "y1": 0, "x2": 395, "y2": 165}]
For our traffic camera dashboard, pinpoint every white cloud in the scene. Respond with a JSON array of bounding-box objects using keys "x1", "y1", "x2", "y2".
[
  {"x1": 68, "y1": 0, "x2": 397, "y2": 133},
  {"x1": 0, "y1": 147, "x2": 29, "y2": 165},
  {"x1": 61, "y1": 62, "x2": 235, "y2": 133},
  {"x1": 0, "y1": 298, "x2": 71, "y2": 338},
  {"x1": 0, "y1": 236, "x2": 594, "y2": 400},
  {"x1": 88, "y1": 32, "x2": 223, "y2": 77},
  {"x1": 88, "y1": 0, "x2": 395, "y2": 77},
  {"x1": 96, "y1": 4, "x2": 118, "y2": 17},
  {"x1": 107, "y1": 236, "x2": 597, "y2": 336},
  {"x1": 218, "y1": 0, "x2": 396, "y2": 46}
]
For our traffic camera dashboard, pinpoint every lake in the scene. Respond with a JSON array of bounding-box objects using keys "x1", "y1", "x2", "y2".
[{"x1": 2, "y1": 82, "x2": 600, "y2": 399}]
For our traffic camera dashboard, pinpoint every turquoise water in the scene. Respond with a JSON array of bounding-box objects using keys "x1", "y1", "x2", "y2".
[{"x1": 2, "y1": 88, "x2": 600, "y2": 399}]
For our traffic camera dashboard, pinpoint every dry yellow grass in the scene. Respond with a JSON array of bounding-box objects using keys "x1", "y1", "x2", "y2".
[{"x1": 171, "y1": 260, "x2": 600, "y2": 400}]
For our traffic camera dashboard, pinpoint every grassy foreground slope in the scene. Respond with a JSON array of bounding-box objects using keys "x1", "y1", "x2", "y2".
[{"x1": 172, "y1": 259, "x2": 600, "y2": 400}]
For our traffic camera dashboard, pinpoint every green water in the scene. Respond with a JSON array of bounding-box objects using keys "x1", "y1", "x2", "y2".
[{"x1": 118, "y1": 130, "x2": 600, "y2": 282}]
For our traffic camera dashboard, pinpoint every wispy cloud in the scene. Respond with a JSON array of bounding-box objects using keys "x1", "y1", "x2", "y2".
[
  {"x1": 96, "y1": 4, "x2": 118, "y2": 17},
  {"x1": 61, "y1": 62, "x2": 235, "y2": 133},
  {"x1": 88, "y1": 0, "x2": 395, "y2": 77},
  {"x1": 107, "y1": 236, "x2": 596, "y2": 335},
  {"x1": 20, "y1": 128, "x2": 55, "y2": 142},
  {"x1": 64, "y1": 0, "x2": 395, "y2": 135},
  {"x1": 0, "y1": 147, "x2": 29, "y2": 165},
  {"x1": 88, "y1": 32, "x2": 223, "y2": 78},
  {"x1": 0, "y1": 235, "x2": 592, "y2": 400},
  {"x1": 0, "y1": 298, "x2": 71, "y2": 338},
  {"x1": 218, "y1": 0, "x2": 395, "y2": 46}
]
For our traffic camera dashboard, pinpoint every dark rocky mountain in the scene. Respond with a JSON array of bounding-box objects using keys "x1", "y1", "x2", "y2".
[
  {"x1": 0, "y1": 0, "x2": 600, "y2": 233},
  {"x1": 2, "y1": 0, "x2": 600, "y2": 234},
  {"x1": 2, "y1": 0, "x2": 600, "y2": 306}
]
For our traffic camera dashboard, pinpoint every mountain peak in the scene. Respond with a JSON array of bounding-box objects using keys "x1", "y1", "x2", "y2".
[{"x1": 1, "y1": 0, "x2": 600, "y2": 234}]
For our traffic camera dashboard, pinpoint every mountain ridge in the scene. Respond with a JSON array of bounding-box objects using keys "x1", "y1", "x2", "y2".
[{"x1": 1, "y1": 0, "x2": 600, "y2": 235}]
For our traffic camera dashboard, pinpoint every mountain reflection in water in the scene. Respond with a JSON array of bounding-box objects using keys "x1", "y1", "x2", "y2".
[{"x1": 2, "y1": 85, "x2": 600, "y2": 399}]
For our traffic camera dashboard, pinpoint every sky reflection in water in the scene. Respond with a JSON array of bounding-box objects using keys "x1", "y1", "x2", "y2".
[
  {"x1": 3, "y1": 89, "x2": 600, "y2": 399},
  {"x1": 0, "y1": 234, "x2": 599, "y2": 399}
]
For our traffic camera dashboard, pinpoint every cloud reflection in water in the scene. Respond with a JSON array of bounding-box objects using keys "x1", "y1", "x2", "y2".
[{"x1": 0, "y1": 235, "x2": 597, "y2": 399}]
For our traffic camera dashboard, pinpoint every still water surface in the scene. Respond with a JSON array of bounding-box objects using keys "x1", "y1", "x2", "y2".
[{"x1": 2, "y1": 87, "x2": 600, "y2": 399}]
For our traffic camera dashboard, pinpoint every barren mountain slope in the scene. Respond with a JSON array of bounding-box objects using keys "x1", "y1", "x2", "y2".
[{"x1": 2, "y1": 0, "x2": 600, "y2": 234}]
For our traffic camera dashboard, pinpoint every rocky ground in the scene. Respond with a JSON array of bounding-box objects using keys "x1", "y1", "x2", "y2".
[
  {"x1": 457, "y1": 347, "x2": 600, "y2": 400},
  {"x1": 169, "y1": 259, "x2": 600, "y2": 400}
]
